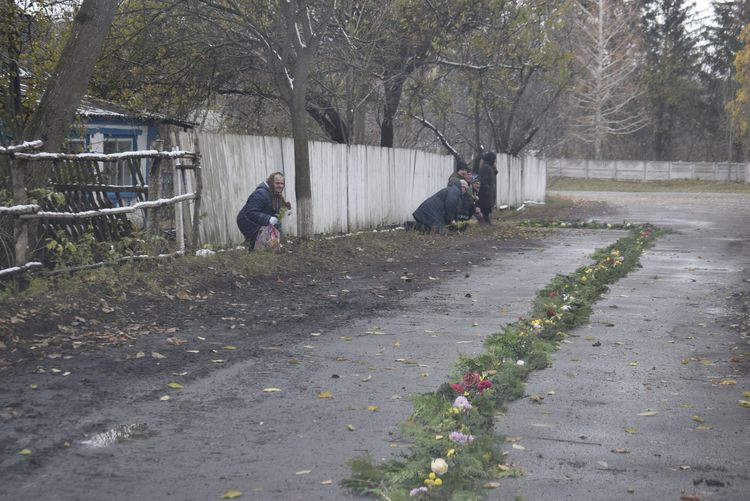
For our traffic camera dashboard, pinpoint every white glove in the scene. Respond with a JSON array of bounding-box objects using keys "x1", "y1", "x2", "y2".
[{"x1": 269, "y1": 216, "x2": 279, "y2": 225}]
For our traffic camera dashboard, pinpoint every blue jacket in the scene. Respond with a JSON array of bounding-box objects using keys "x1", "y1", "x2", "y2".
[
  {"x1": 412, "y1": 185, "x2": 461, "y2": 231},
  {"x1": 236, "y1": 182, "x2": 276, "y2": 240}
]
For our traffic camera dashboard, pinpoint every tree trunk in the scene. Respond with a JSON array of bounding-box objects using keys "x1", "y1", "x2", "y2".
[
  {"x1": 381, "y1": 75, "x2": 406, "y2": 148},
  {"x1": 292, "y1": 61, "x2": 314, "y2": 239},
  {"x1": 16, "y1": 0, "x2": 117, "y2": 262},
  {"x1": 22, "y1": 0, "x2": 118, "y2": 159}
]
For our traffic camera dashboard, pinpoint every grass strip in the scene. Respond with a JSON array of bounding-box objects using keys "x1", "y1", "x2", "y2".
[{"x1": 343, "y1": 221, "x2": 663, "y2": 500}]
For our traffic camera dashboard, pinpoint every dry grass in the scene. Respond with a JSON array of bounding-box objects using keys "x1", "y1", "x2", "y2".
[{"x1": 547, "y1": 177, "x2": 750, "y2": 193}]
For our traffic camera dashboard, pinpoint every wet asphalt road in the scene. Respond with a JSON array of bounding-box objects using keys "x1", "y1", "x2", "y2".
[{"x1": 2, "y1": 191, "x2": 748, "y2": 501}]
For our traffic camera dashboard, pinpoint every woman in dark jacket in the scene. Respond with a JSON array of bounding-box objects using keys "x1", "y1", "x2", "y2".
[
  {"x1": 412, "y1": 181, "x2": 465, "y2": 233},
  {"x1": 236, "y1": 171, "x2": 290, "y2": 249},
  {"x1": 477, "y1": 152, "x2": 497, "y2": 224}
]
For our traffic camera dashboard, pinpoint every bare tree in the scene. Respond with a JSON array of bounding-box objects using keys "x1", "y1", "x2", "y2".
[{"x1": 566, "y1": 0, "x2": 647, "y2": 159}]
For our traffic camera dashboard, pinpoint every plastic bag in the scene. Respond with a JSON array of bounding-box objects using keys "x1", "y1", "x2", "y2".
[{"x1": 254, "y1": 224, "x2": 281, "y2": 252}]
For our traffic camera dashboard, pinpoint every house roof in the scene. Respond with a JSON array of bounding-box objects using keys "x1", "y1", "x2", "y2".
[{"x1": 78, "y1": 96, "x2": 196, "y2": 129}]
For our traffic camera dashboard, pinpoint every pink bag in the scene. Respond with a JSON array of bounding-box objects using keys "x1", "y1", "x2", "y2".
[{"x1": 254, "y1": 224, "x2": 281, "y2": 252}]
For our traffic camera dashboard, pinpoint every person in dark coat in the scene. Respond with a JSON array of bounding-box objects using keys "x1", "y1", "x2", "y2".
[
  {"x1": 447, "y1": 161, "x2": 471, "y2": 188},
  {"x1": 477, "y1": 152, "x2": 497, "y2": 224},
  {"x1": 236, "y1": 171, "x2": 290, "y2": 250},
  {"x1": 412, "y1": 181, "x2": 465, "y2": 233}
]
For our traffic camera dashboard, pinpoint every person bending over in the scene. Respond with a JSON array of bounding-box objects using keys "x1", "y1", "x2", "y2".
[{"x1": 236, "y1": 171, "x2": 291, "y2": 250}]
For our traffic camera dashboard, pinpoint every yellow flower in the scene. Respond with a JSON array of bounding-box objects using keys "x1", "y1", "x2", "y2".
[
  {"x1": 447, "y1": 448, "x2": 456, "y2": 458},
  {"x1": 428, "y1": 472, "x2": 436, "y2": 480},
  {"x1": 434, "y1": 478, "x2": 443, "y2": 486},
  {"x1": 424, "y1": 478, "x2": 434, "y2": 486}
]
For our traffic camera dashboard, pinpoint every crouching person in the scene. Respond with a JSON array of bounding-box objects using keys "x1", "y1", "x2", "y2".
[
  {"x1": 412, "y1": 180, "x2": 466, "y2": 233},
  {"x1": 236, "y1": 171, "x2": 291, "y2": 250}
]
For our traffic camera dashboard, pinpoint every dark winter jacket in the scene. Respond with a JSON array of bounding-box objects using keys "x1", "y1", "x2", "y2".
[
  {"x1": 236, "y1": 182, "x2": 277, "y2": 240},
  {"x1": 478, "y1": 163, "x2": 497, "y2": 210},
  {"x1": 412, "y1": 185, "x2": 461, "y2": 232}
]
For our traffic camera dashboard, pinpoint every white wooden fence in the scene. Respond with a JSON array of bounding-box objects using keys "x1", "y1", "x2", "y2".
[
  {"x1": 174, "y1": 132, "x2": 546, "y2": 247},
  {"x1": 547, "y1": 158, "x2": 749, "y2": 183}
]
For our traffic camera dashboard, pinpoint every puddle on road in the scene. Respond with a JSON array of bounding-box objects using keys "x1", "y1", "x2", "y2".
[{"x1": 80, "y1": 423, "x2": 156, "y2": 448}]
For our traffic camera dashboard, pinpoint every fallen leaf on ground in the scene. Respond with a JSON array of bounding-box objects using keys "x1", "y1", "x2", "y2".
[
  {"x1": 175, "y1": 291, "x2": 192, "y2": 301},
  {"x1": 167, "y1": 382, "x2": 183, "y2": 389},
  {"x1": 680, "y1": 495, "x2": 702, "y2": 501},
  {"x1": 512, "y1": 443, "x2": 525, "y2": 450},
  {"x1": 625, "y1": 427, "x2": 639, "y2": 434},
  {"x1": 318, "y1": 390, "x2": 333, "y2": 399},
  {"x1": 743, "y1": 391, "x2": 750, "y2": 398},
  {"x1": 691, "y1": 416, "x2": 705, "y2": 423},
  {"x1": 310, "y1": 332, "x2": 321, "y2": 337},
  {"x1": 629, "y1": 361, "x2": 638, "y2": 367},
  {"x1": 99, "y1": 300, "x2": 114, "y2": 313},
  {"x1": 18, "y1": 448, "x2": 31, "y2": 455},
  {"x1": 679, "y1": 465, "x2": 691, "y2": 470},
  {"x1": 738, "y1": 400, "x2": 750, "y2": 408},
  {"x1": 295, "y1": 470, "x2": 311, "y2": 475},
  {"x1": 221, "y1": 489, "x2": 243, "y2": 499},
  {"x1": 151, "y1": 352, "x2": 166, "y2": 359},
  {"x1": 347, "y1": 424, "x2": 356, "y2": 431},
  {"x1": 321, "y1": 480, "x2": 333, "y2": 485},
  {"x1": 263, "y1": 388, "x2": 281, "y2": 393},
  {"x1": 638, "y1": 411, "x2": 658, "y2": 416},
  {"x1": 367, "y1": 405, "x2": 379, "y2": 411},
  {"x1": 29, "y1": 384, "x2": 38, "y2": 390},
  {"x1": 483, "y1": 482, "x2": 501, "y2": 489},
  {"x1": 340, "y1": 336, "x2": 352, "y2": 341},
  {"x1": 361, "y1": 375, "x2": 371, "y2": 382},
  {"x1": 223, "y1": 345, "x2": 237, "y2": 350},
  {"x1": 611, "y1": 448, "x2": 630, "y2": 454},
  {"x1": 167, "y1": 337, "x2": 188, "y2": 346},
  {"x1": 695, "y1": 425, "x2": 712, "y2": 430},
  {"x1": 159, "y1": 395, "x2": 171, "y2": 401},
  {"x1": 529, "y1": 394, "x2": 544, "y2": 403},
  {"x1": 715, "y1": 379, "x2": 737, "y2": 385}
]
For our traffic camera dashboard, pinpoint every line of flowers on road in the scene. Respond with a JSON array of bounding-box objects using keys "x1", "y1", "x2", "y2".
[{"x1": 343, "y1": 221, "x2": 663, "y2": 500}]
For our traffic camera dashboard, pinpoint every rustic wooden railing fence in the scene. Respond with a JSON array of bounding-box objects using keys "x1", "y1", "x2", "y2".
[{"x1": 0, "y1": 140, "x2": 201, "y2": 278}]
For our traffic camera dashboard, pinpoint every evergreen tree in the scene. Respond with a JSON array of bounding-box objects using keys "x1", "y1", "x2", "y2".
[
  {"x1": 701, "y1": 0, "x2": 750, "y2": 161},
  {"x1": 640, "y1": 0, "x2": 702, "y2": 160}
]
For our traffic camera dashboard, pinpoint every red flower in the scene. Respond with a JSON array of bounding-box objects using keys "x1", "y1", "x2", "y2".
[
  {"x1": 477, "y1": 380, "x2": 493, "y2": 392},
  {"x1": 463, "y1": 372, "x2": 482, "y2": 389},
  {"x1": 449, "y1": 383, "x2": 466, "y2": 394},
  {"x1": 548, "y1": 290, "x2": 558, "y2": 298},
  {"x1": 546, "y1": 308, "x2": 555, "y2": 318}
]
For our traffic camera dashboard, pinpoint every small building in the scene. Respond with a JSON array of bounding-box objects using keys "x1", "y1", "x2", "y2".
[{"x1": 69, "y1": 96, "x2": 195, "y2": 203}]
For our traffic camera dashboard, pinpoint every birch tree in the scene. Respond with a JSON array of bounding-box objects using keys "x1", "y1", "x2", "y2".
[{"x1": 567, "y1": 0, "x2": 647, "y2": 159}]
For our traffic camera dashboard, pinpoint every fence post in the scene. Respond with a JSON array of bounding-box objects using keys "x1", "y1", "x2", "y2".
[
  {"x1": 10, "y1": 157, "x2": 28, "y2": 266},
  {"x1": 146, "y1": 155, "x2": 163, "y2": 237},
  {"x1": 189, "y1": 135, "x2": 203, "y2": 251}
]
